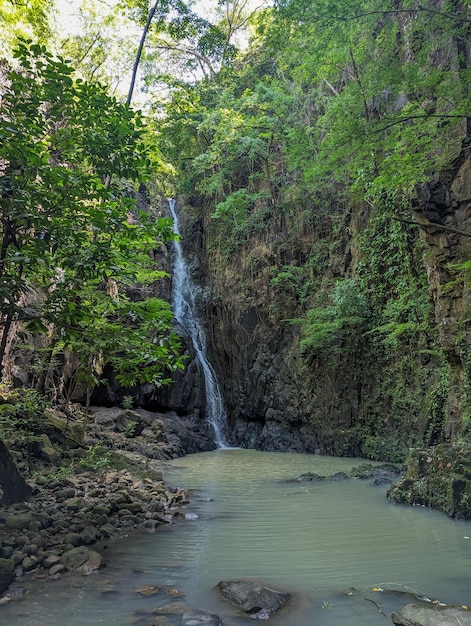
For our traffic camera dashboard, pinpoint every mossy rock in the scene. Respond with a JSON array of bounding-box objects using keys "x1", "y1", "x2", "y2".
[
  {"x1": 388, "y1": 444, "x2": 471, "y2": 519},
  {"x1": 0, "y1": 558, "x2": 14, "y2": 593}
]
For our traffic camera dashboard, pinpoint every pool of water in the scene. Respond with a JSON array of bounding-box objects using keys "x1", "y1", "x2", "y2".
[{"x1": 4, "y1": 449, "x2": 471, "y2": 625}]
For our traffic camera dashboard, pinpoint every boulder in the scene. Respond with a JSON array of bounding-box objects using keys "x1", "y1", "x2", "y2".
[
  {"x1": 116, "y1": 410, "x2": 145, "y2": 437},
  {"x1": 216, "y1": 579, "x2": 291, "y2": 617},
  {"x1": 392, "y1": 603, "x2": 471, "y2": 625},
  {"x1": 0, "y1": 558, "x2": 14, "y2": 593},
  {"x1": 179, "y1": 609, "x2": 223, "y2": 625},
  {"x1": 2, "y1": 512, "x2": 37, "y2": 530},
  {"x1": 61, "y1": 546, "x2": 103, "y2": 575}
]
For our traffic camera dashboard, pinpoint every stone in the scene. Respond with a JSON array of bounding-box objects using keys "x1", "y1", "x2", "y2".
[
  {"x1": 216, "y1": 579, "x2": 291, "y2": 616},
  {"x1": 392, "y1": 603, "x2": 471, "y2": 625},
  {"x1": 179, "y1": 609, "x2": 223, "y2": 625},
  {"x1": 80, "y1": 525, "x2": 100, "y2": 545},
  {"x1": 3, "y1": 513, "x2": 36, "y2": 531},
  {"x1": 64, "y1": 532, "x2": 82, "y2": 547},
  {"x1": 155, "y1": 602, "x2": 188, "y2": 614},
  {"x1": 296, "y1": 472, "x2": 326, "y2": 481},
  {"x1": 61, "y1": 546, "x2": 103, "y2": 575},
  {"x1": 0, "y1": 558, "x2": 14, "y2": 593},
  {"x1": 43, "y1": 554, "x2": 61, "y2": 568},
  {"x1": 136, "y1": 585, "x2": 160, "y2": 596},
  {"x1": 99, "y1": 524, "x2": 116, "y2": 538},
  {"x1": 49, "y1": 563, "x2": 66, "y2": 576},
  {"x1": 40, "y1": 446, "x2": 60, "y2": 463},
  {"x1": 21, "y1": 556, "x2": 38, "y2": 572}
]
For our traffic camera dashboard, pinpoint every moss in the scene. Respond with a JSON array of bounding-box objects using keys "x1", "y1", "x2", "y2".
[{"x1": 388, "y1": 444, "x2": 471, "y2": 519}]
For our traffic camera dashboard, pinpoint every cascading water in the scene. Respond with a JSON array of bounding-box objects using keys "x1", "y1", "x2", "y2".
[{"x1": 168, "y1": 198, "x2": 229, "y2": 448}]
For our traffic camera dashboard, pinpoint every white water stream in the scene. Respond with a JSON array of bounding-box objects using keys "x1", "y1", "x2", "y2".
[
  {"x1": 4, "y1": 449, "x2": 471, "y2": 625},
  {"x1": 168, "y1": 199, "x2": 228, "y2": 448}
]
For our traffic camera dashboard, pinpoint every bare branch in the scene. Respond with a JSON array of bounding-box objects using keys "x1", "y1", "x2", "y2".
[{"x1": 392, "y1": 216, "x2": 471, "y2": 238}]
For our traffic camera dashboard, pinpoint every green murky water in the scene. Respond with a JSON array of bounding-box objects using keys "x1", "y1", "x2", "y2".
[{"x1": 4, "y1": 449, "x2": 471, "y2": 625}]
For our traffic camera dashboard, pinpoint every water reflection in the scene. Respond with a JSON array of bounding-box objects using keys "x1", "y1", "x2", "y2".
[{"x1": 4, "y1": 449, "x2": 471, "y2": 625}]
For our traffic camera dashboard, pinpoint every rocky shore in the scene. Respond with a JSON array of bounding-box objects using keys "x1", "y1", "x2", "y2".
[{"x1": 0, "y1": 405, "x2": 214, "y2": 600}]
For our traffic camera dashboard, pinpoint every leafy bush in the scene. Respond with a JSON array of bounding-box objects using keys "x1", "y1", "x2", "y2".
[
  {"x1": 297, "y1": 278, "x2": 370, "y2": 354},
  {"x1": 0, "y1": 384, "x2": 47, "y2": 443},
  {"x1": 79, "y1": 445, "x2": 111, "y2": 472}
]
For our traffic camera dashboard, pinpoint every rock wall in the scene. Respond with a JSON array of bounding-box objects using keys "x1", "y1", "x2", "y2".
[
  {"x1": 412, "y1": 158, "x2": 471, "y2": 439},
  {"x1": 173, "y1": 151, "x2": 471, "y2": 458}
]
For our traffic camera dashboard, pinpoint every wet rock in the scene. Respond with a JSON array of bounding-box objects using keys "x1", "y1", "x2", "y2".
[
  {"x1": 155, "y1": 601, "x2": 188, "y2": 614},
  {"x1": 43, "y1": 554, "x2": 61, "y2": 568},
  {"x1": 216, "y1": 579, "x2": 291, "y2": 617},
  {"x1": 0, "y1": 558, "x2": 14, "y2": 593},
  {"x1": 392, "y1": 602, "x2": 471, "y2": 625},
  {"x1": 349, "y1": 463, "x2": 404, "y2": 485},
  {"x1": 21, "y1": 555, "x2": 39, "y2": 572},
  {"x1": 49, "y1": 563, "x2": 66, "y2": 576},
  {"x1": 136, "y1": 585, "x2": 160, "y2": 596},
  {"x1": 179, "y1": 609, "x2": 223, "y2": 625},
  {"x1": 61, "y1": 546, "x2": 103, "y2": 574},
  {"x1": 296, "y1": 472, "x2": 326, "y2": 481},
  {"x1": 330, "y1": 471, "x2": 350, "y2": 480},
  {"x1": 80, "y1": 524, "x2": 100, "y2": 545},
  {"x1": 387, "y1": 444, "x2": 471, "y2": 519}
]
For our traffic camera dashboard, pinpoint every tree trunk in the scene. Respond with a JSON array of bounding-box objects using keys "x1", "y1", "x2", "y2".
[
  {"x1": 0, "y1": 440, "x2": 32, "y2": 505},
  {"x1": 0, "y1": 313, "x2": 13, "y2": 382},
  {"x1": 127, "y1": 0, "x2": 160, "y2": 106}
]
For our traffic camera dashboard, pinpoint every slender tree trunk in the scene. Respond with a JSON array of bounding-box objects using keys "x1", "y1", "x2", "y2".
[
  {"x1": 0, "y1": 313, "x2": 14, "y2": 382},
  {"x1": 0, "y1": 440, "x2": 32, "y2": 505},
  {"x1": 36, "y1": 331, "x2": 58, "y2": 394},
  {"x1": 127, "y1": 0, "x2": 161, "y2": 106}
]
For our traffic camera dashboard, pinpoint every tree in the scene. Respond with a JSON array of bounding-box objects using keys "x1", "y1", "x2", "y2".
[
  {"x1": 0, "y1": 0, "x2": 52, "y2": 55},
  {"x1": 0, "y1": 39, "x2": 183, "y2": 388}
]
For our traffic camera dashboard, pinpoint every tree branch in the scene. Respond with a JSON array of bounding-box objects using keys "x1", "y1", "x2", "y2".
[
  {"x1": 392, "y1": 216, "x2": 471, "y2": 238},
  {"x1": 367, "y1": 114, "x2": 468, "y2": 136}
]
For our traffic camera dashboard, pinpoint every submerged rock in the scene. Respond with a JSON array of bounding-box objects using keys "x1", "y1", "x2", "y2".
[
  {"x1": 392, "y1": 602, "x2": 471, "y2": 625},
  {"x1": 216, "y1": 579, "x2": 291, "y2": 617},
  {"x1": 296, "y1": 472, "x2": 326, "y2": 481},
  {"x1": 180, "y1": 609, "x2": 223, "y2": 625}
]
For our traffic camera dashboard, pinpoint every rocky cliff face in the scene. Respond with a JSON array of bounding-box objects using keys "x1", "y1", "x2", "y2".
[
  {"x1": 411, "y1": 159, "x2": 471, "y2": 440},
  {"x1": 173, "y1": 150, "x2": 471, "y2": 459},
  {"x1": 165, "y1": 1, "x2": 471, "y2": 460}
]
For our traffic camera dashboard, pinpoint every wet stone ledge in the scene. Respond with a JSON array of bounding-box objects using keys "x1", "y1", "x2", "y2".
[{"x1": 387, "y1": 443, "x2": 471, "y2": 519}]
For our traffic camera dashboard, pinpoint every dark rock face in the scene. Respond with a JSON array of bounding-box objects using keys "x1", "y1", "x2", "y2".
[
  {"x1": 392, "y1": 602, "x2": 471, "y2": 625},
  {"x1": 216, "y1": 579, "x2": 291, "y2": 617}
]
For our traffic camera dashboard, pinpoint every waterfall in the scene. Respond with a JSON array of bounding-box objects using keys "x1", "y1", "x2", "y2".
[{"x1": 168, "y1": 199, "x2": 229, "y2": 448}]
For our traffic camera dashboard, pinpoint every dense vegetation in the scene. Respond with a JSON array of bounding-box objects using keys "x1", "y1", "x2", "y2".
[
  {"x1": 1, "y1": 0, "x2": 471, "y2": 505},
  {"x1": 157, "y1": 0, "x2": 471, "y2": 459}
]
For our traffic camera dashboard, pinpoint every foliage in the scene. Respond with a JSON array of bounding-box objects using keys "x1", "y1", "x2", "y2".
[
  {"x1": 0, "y1": 0, "x2": 51, "y2": 55},
  {"x1": 0, "y1": 40, "x2": 184, "y2": 398},
  {"x1": 0, "y1": 384, "x2": 47, "y2": 442},
  {"x1": 122, "y1": 395, "x2": 134, "y2": 409},
  {"x1": 78, "y1": 444, "x2": 111, "y2": 471},
  {"x1": 296, "y1": 278, "x2": 370, "y2": 355}
]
